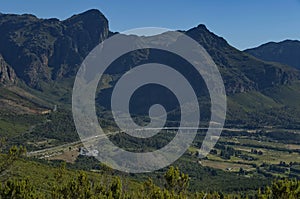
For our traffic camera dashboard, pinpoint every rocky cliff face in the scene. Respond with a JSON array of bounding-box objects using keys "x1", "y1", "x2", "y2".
[
  {"x1": 0, "y1": 54, "x2": 16, "y2": 84},
  {"x1": 0, "y1": 9, "x2": 109, "y2": 87}
]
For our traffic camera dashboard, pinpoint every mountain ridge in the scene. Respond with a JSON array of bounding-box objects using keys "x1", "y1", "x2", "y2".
[
  {"x1": 0, "y1": 9, "x2": 109, "y2": 87},
  {"x1": 245, "y1": 39, "x2": 300, "y2": 70},
  {"x1": 1, "y1": 9, "x2": 300, "y2": 128},
  {"x1": 185, "y1": 26, "x2": 299, "y2": 93},
  {"x1": 0, "y1": 9, "x2": 299, "y2": 94}
]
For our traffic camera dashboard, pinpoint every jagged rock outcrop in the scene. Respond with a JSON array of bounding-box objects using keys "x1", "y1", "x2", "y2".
[{"x1": 0, "y1": 54, "x2": 17, "y2": 84}]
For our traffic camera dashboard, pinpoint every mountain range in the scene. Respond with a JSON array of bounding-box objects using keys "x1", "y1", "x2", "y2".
[{"x1": 1, "y1": 9, "x2": 300, "y2": 128}]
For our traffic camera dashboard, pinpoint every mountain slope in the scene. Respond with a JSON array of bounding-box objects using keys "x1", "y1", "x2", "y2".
[
  {"x1": 245, "y1": 40, "x2": 300, "y2": 69},
  {"x1": 0, "y1": 9, "x2": 109, "y2": 87},
  {"x1": 0, "y1": 9, "x2": 300, "y2": 129},
  {"x1": 186, "y1": 26, "x2": 299, "y2": 93},
  {"x1": 0, "y1": 11, "x2": 298, "y2": 95}
]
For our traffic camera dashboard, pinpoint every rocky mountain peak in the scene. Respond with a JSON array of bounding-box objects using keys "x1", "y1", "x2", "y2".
[
  {"x1": 0, "y1": 9, "x2": 109, "y2": 87},
  {"x1": 186, "y1": 24, "x2": 230, "y2": 49}
]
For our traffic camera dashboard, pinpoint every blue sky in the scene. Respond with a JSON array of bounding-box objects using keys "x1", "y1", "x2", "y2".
[{"x1": 1, "y1": 0, "x2": 299, "y2": 50}]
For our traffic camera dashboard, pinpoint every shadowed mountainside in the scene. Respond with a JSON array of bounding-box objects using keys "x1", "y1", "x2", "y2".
[
  {"x1": 0, "y1": 9, "x2": 300, "y2": 128},
  {"x1": 245, "y1": 40, "x2": 300, "y2": 70}
]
